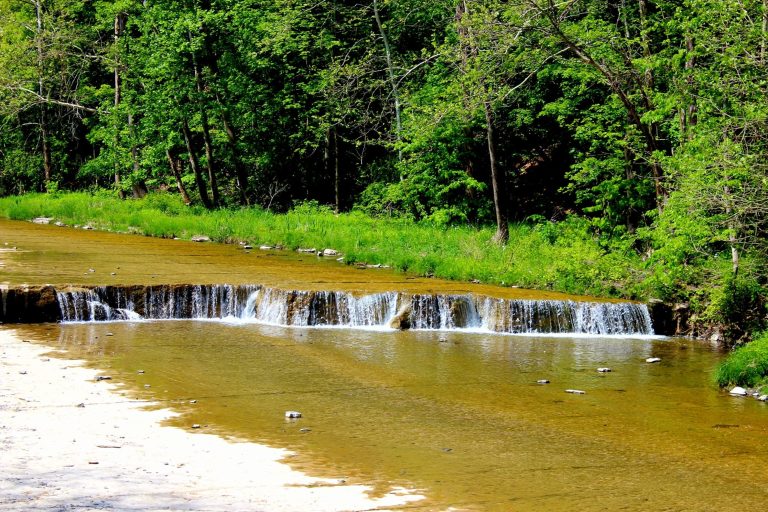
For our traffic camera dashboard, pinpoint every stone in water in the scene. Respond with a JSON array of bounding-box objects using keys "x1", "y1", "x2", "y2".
[
  {"x1": 537, "y1": 379, "x2": 550, "y2": 384},
  {"x1": 646, "y1": 357, "x2": 661, "y2": 363},
  {"x1": 285, "y1": 411, "x2": 302, "y2": 419},
  {"x1": 729, "y1": 386, "x2": 748, "y2": 396},
  {"x1": 597, "y1": 367, "x2": 612, "y2": 373},
  {"x1": 565, "y1": 389, "x2": 586, "y2": 395}
]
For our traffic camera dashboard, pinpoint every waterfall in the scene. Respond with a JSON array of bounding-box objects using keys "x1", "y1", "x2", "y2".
[{"x1": 55, "y1": 284, "x2": 654, "y2": 335}]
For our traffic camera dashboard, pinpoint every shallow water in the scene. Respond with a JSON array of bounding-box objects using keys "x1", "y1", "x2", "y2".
[
  {"x1": 15, "y1": 321, "x2": 768, "y2": 511},
  {"x1": 0, "y1": 219, "x2": 614, "y2": 301},
  {"x1": 3, "y1": 219, "x2": 768, "y2": 510}
]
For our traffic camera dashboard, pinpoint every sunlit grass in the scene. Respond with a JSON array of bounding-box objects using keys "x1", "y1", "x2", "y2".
[
  {"x1": 0, "y1": 191, "x2": 645, "y2": 299},
  {"x1": 716, "y1": 332, "x2": 768, "y2": 391}
]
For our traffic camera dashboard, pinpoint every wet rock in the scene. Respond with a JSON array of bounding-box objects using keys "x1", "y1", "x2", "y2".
[
  {"x1": 19, "y1": 370, "x2": 27, "y2": 375},
  {"x1": 597, "y1": 367, "x2": 612, "y2": 373},
  {"x1": 565, "y1": 389, "x2": 586, "y2": 394},
  {"x1": 32, "y1": 217, "x2": 53, "y2": 224},
  {"x1": 323, "y1": 248, "x2": 338, "y2": 256},
  {"x1": 189, "y1": 400, "x2": 197, "y2": 404},
  {"x1": 243, "y1": 245, "x2": 253, "y2": 250},
  {"x1": 645, "y1": 357, "x2": 662, "y2": 363},
  {"x1": 388, "y1": 304, "x2": 412, "y2": 330},
  {"x1": 259, "y1": 245, "x2": 273, "y2": 250},
  {"x1": 76, "y1": 403, "x2": 85, "y2": 408},
  {"x1": 537, "y1": 379, "x2": 550, "y2": 384},
  {"x1": 300, "y1": 428, "x2": 312, "y2": 433},
  {"x1": 729, "y1": 386, "x2": 748, "y2": 396},
  {"x1": 285, "y1": 411, "x2": 302, "y2": 419},
  {"x1": 137, "y1": 370, "x2": 145, "y2": 374},
  {"x1": 757, "y1": 395, "x2": 768, "y2": 402},
  {"x1": 82, "y1": 225, "x2": 94, "y2": 230},
  {"x1": 95, "y1": 376, "x2": 112, "y2": 381},
  {"x1": 191, "y1": 235, "x2": 210, "y2": 242},
  {"x1": 54, "y1": 221, "x2": 66, "y2": 227},
  {"x1": 297, "y1": 248, "x2": 316, "y2": 253},
  {"x1": 191, "y1": 424, "x2": 201, "y2": 429}
]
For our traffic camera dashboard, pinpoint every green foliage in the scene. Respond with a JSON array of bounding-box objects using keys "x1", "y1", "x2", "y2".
[{"x1": 715, "y1": 332, "x2": 768, "y2": 390}]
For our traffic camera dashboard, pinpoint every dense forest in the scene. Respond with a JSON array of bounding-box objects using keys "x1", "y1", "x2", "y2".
[{"x1": 1, "y1": 0, "x2": 767, "y2": 341}]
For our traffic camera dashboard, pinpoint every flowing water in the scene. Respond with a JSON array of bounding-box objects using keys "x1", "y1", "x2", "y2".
[{"x1": 2, "y1": 220, "x2": 768, "y2": 510}]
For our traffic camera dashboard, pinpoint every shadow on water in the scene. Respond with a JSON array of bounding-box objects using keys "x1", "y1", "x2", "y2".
[{"x1": 15, "y1": 321, "x2": 768, "y2": 511}]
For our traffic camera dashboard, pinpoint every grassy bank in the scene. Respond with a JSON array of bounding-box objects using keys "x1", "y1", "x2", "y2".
[
  {"x1": 716, "y1": 332, "x2": 768, "y2": 392},
  {"x1": 0, "y1": 192, "x2": 646, "y2": 299}
]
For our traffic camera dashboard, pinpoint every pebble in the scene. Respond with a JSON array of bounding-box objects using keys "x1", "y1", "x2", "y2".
[
  {"x1": 191, "y1": 424, "x2": 201, "y2": 429},
  {"x1": 95, "y1": 376, "x2": 112, "y2": 381},
  {"x1": 757, "y1": 395, "x2": 768, "y2": 402},
  {"x1": 189, "y1": 400, "x2": 197, "y2": 404},
  {"x1": 597, "y1": 367, "x2": 612, "y2": 373},
  {"x1": 137, "y1": 370, "x2": 145, "y2": 374},
  {"x1": 259, "y1": 245, "x2": 273, "y2": 250},
  {"x1": 243, "y1": 245, "x2": 253, "y2": 250},
  {"x1": 144, "y1": 384, "x2": 151, "y2": 388},
  {"x1": 536, "y1": 379, "x2": 550, "y2": 384},
  {"x1": 565, "y1": 389, "x2": 586, "y2": 394},
  {"x1": 299, "y1": 428, "x2": 311, "y2": 433},
  {"x1": 285, "y1": 411, "x2": 302, "y2": 419},
  {"x1": 646, "y1": 357, "x2": 662, "y2": 363}
]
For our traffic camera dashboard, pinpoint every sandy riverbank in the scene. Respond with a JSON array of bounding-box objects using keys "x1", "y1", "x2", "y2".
[{"x1": 0, "y1": 328, "x2": 424, "y2": 511}]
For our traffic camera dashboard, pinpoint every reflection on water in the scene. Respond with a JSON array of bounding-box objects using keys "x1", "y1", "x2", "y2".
[{"x1": 16, "y1": 321, "x2": 768, "y2": 511}]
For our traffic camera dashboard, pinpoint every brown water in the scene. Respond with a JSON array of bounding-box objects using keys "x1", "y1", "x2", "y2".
[
  {"x1": 15, "y1": 321, "x2": 768, "y2": 511},
  {"x1": 3, "y1": 219, "x2": 768, "y2": 510}
]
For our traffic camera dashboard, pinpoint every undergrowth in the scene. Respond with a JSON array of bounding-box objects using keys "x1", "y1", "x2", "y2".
[{"x1": 715, "y1": 332, "x2": 768, "y2": 391}]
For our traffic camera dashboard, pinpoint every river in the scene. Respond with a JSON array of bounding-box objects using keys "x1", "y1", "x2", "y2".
[{"x1": 2, "y1": 219, "x2": 767, "y2": 511}]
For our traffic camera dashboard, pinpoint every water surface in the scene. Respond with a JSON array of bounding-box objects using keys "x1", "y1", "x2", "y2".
[{"x1": 15, "y1": 322, "x2": 768, "y2": 511}]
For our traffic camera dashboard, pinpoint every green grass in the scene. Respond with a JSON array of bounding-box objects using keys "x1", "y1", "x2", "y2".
[
  {"x1": 0, "y1": 191, "x2": 646, "y2": 299},
  {"x1": 716, "y1": 332, "x2": 768, "y2": 391}
]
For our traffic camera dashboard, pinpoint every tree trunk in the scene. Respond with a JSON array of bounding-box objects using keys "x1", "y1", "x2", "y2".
[
  {"x1": 200, "y1": 115, "x2": 219, "y2": 207},
  {"x1": 326, "y1": 127, "x2": 341, "y2": 214},
  {"x1": 763, "y1": 0, "x2": 768, "y2": 63},
  {"x1": 373, "y1": 0, "x2": 403, "y2": 164},
  {"x1": 484, "y1": 102, "x2": 508, "y2": 244},
  {"x1": 41, "y1": 114, "x2": 52, "y2": 187},
  {"x1": 334, "y1": 128, "x2": 340, "y2": 214},
  {"x1": 724, "y1": 184, "x2": 739, "y2": 278},
  {"x1": 114, "y1": 13, "x2": 126, "y2": 198},
  {"x1": 190, "y1": 34, "x2": 219, "y2": 207},
  {"x1": 166, "y1": 149, "x2": 192, "y2": 205},
  {"x1": 128, "y1": 113, "x2": 148, "y2": 198},
  {"x1": 181, "y1": 119, "x2": 213, "y2": 209},
  {"x1": 34, "y1": 0, "x2": 52, "y2": 190},
  {"x1": 218, "y1": 96, "x2": 250, "y2": 206}
]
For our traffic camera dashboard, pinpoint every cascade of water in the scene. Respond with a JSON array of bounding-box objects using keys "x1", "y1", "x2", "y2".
[
  {"x1": 55, "y1": 284, "x2": 653, "y2": 335},
  {"x1": 476, "y1": 297, "x2": 653, "y2": 335}
]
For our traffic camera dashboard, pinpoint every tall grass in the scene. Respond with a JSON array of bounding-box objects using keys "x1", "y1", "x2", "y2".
[
  {"x1": 0, "y1": 192, "x2": 645, "y2": 299},
  {"x1": 715, "y1": 332, "x2": 768, "y2": 389}
]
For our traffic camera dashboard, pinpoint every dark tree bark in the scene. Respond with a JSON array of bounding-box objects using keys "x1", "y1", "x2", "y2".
[
  {"x1": 484, "y1": 102, "x2": 509, "y2": 244},
  {"x1": 181, "y1": 118, "x2": 213, "y2": 209},
  {"x1": 166, "y1": 149, "x2": 192, "y2": 205}
]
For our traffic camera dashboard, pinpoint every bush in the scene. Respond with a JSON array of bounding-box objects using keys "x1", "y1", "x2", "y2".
[{"x1": 715, "y1": 332, "x2": 768, "y2": 389}]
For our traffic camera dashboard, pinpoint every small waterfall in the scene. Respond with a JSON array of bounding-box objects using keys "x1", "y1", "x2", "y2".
[
  {"x1": 476, "y1": 297, "x2": 653, "y2": 336},
  {"x1": 243, "y1": 289, "x2": 398, "y2": 328},
  {"x1": 55, "y1": 284, "x2": 653, "y2": 335}
]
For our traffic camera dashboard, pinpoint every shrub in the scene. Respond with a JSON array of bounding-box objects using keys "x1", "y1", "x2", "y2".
[{"x1": 715, "y1": 332, "x2": 768, "y2": 389}]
